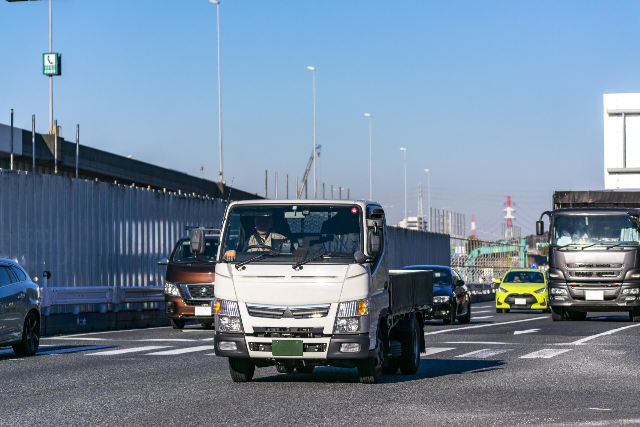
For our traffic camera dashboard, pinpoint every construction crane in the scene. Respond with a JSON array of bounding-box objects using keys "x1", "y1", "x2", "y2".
[{"x1": 296, "y1": 147, "x2": 315, "y2": 199}]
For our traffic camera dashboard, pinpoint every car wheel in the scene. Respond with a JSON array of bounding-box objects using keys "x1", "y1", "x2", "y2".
[
  {"x1": 459, "y1": 303, "x2": 471, "y2": 324},
  {"x1": 276, "y1": 363, "x2": 295, "y2": 374},
  {"x1": 12, "y1": 312, "x2": 40, "y2": 357},
  {"x1": 551, "y1": 306, "x2": 563, "y2": 321},
  {"x1": 201, "y1": 322, "x2": 214, "y2": 330},
  {"x1": 442, "y1": 304, "x2": 456, "y2": 325},
  {"x1": 229, "y1": 358, "x2": 255, "y2": 382},
  {"x1": 171, "y1": 319, "x2": 186, "y2": 330},
  {"x1": 504, "y1": 309, "x2": 510, "y2": 313},
  {"x1": 496, "y1": 308, "x2": 503, "y2": 313},
  {"x1": 630, "y1": 309, "x2": 640, "y2": 322}
]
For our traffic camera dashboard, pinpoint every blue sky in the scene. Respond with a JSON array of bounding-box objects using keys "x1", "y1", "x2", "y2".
[{"x1": 2, "y1": 0, "x2": 640, "y2": 239}]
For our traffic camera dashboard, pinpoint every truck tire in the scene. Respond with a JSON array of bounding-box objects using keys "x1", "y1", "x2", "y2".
[
  {"x1": 399, "y1": 318, "x2": 420, "y2": 375},
  {"x1": 296, "y1": 365, "x2": 315, "y2": 374},
  {"x1": 276, "y1": 363, "x2": 295, "y2": 374},
  {"x1": 551, "y1": 306, "x2": 563, "y2": 321},
  {"x1": 357, "y1": 356, "x2": 381, "y2": 384},
  {"x1": 630, "y1": 309, "x2": 640, "y2": 322},
  {"x1": 171, "y1": 319, "x2": 186, "y2": 330},
  {"x1": 382, "y1": 357, "x2": 399, "y2": 375},
  {"x1": 228, "y1": 358, "x2": 255, "y2": 382}
]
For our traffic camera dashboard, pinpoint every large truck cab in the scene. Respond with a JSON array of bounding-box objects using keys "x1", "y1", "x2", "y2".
[{"x1": 538, "y1": 191, "x2": 640, "y2": 321}]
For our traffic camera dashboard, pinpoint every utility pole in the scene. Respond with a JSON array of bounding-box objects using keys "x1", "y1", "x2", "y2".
[
  {"x1": 307, "y1": 66, "x2": 317, "y2": 198},
  {"x1": 275, "y1": 172, "x2": 278, "y2": 199},
  {"x1": 209, "y1": 0, "x2": 223, "y2": 182},
  {"x1": 54, "y1": 119, "x2": 58, "y2": 174},
  {"x1": 265, "y1": 170, "x2": 268, "y2": 198},
  {"x1": 400, "y1": 148, "x2": 407, "y2": 224},
  {"x1": 32, "y1": 115, "x2": 36, "y2": 171},
  {"x1": 418, "y1": 181, "x2": 424, "y2": 231},
  {"x1": 10, "y1": 109, "x2": 14, "y2": 171},
  {"x1": 75, "y1": 124, "x2": 79, "y2": 178},
  {"x1": 286, "y1": 174, "x2": 289, "y2": 199}
]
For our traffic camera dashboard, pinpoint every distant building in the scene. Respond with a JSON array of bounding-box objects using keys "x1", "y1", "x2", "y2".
[{"x1": 396, "y1": 216, "x2": 425, "y2": 231}]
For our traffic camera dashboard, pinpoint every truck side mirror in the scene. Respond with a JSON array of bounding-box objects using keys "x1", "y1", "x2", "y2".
[
  {"x1": 368, "y1": 230, "x2": 381, "y2": 255},
  {"x1": 157, "y1": 257, "x2": 169, "y2": 266},
  {"x1": 536, "y1": 221, "x2": 544, "y2": 236},
  {"x1": 190, "y1": 228, "x2": 206, "y2": 255},
  {"x1": 354, "y1": 251, "x2": 371, "y2": 264}
]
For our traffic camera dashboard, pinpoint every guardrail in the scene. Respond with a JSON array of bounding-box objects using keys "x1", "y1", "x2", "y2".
[{"x1": 41, "y1": 286, "x2": 165, "y2": 315}]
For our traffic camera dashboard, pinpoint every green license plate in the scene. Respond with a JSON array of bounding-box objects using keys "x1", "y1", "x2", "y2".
[{"x1": 271, "y1": 340, "x2": 303, "y2": 356}]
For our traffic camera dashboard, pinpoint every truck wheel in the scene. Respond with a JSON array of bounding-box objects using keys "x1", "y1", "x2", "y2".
[
  {"x1": 357, "y1": 356, "x2": 381, "y2": 384},
  {"x1": 296, "y1": 365, "x2": 315, "y2": 374},
  {"x1": 228, "y1": 358, "x2": 255, "y2": 382},
  {"x1": 399, "y1": 318, "x2": 420, "y2": 375},
  {"x1": 630, "y1": 309, "x2": 640, "y2": 322},
  {"x1": 382, "y1": 357, "x2": 399, "y2": 375},
  {"x1": 171, "y1": 319, "x2": 186, "y2": 330},
  {"x1": 551, "y1": 306, "x2": 563, "y2": 321},
  {"x1": 276, "y1": 363, "x2": 295, "y2": 374}
]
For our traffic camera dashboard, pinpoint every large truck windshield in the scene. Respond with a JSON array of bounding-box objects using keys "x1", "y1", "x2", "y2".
[
  {"x1": 552, "y1": 214, "x2": 639, "y2": 246},
  {"x1": 220, "y1": 204, "x2": 362, "y2": 262}
]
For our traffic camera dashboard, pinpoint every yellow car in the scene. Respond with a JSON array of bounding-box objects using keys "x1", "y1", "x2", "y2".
[{"x1": 494, "y1": 269, "x2": 549, "y2": 313}]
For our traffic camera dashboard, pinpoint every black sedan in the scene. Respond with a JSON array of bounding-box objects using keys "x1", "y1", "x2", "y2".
[{"x1": 402, "y1": 265, "x2": 471, "y2": 325}]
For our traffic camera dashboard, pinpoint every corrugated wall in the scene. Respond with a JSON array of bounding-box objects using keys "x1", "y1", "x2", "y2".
[
  {"x1": 387, "y1": 226, "x2": 451, "y2": 269},
  {"x1": 0, "y1": 171, "x2": 224, "y2": 287}
]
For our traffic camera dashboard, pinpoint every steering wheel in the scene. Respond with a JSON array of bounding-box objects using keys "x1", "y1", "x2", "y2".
[{"x1": 244, "y1": 244, "x2": 277, "y2": 251}]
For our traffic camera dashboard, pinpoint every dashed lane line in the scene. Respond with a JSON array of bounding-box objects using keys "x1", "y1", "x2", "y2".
[
  {"x1": 48, "y1": 327, "x2": 171, "y2": 339},
  {"x1": 568, "y1": 323, "x2": 640, "y2": 345},
  {"x1": 455, "y1": 349, "x2": 511, "y2": 359},
  {"x1": 519, "y1": 349, "x2": 572, "y2": 359},
  {"x1": 441, "y1": 341, "x2": 509, "y2": 345},
  {"x1": 87, "y1": 346, "x2": 171, "y2": 356},
  {"x1": 473, "y1": 310, "x2": 492, "y2": 313},
  {"x1": 471, "y1": 316, "x2": 494, "y2": 320},
  {"x1": 36, "y1": 345, "x2": 115, "y2": 356},
  {"x1": 43, "y1": 337, "x2": 108, "y2": 341},
  {"x1": 423, "y1": 316, "x2": 548, "y2": 335},
  {"x1": 146, "y1": 345, "x2": 216, "y2": 355}
]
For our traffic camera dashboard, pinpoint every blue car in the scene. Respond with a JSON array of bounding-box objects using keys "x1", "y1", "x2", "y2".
[{"x1": 402, "y1": 265, "x2": 471, "y2": 325}]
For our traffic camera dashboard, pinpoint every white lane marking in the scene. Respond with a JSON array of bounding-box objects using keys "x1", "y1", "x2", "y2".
[
  {"x1": 474, "y1": 305, "x2": 494, "y2": 309},
  {"x1": 588, "y1": 408, "x2": 612, "y2": 411},
  {"x1": 472, "y1": 316, "x2": 494, "y2": 320},
  {"x1": 455, "y1": 349, "x2": 511, "y2": 359},
  {"x1": 513, "y1": 329, "x2": 541, "y2": 335},
  {"x1": 37, "y1": 345, "x2": 114, "y2": 355},
  {"x1": 520, "y1": 349, "x2": 572, "y2": 359},
  {"x1": 181, "y1": 330, "x2": 214, "y2": 333},
  {"x1": 473, "y1": 310, "x2": 492, "y2": 313},
  {"x1": 568, "y1": 323, "x2": 640, "y2": 345},
  {"x1": 88, "y1": 346, "x2": 171, "y2": 356},
  {"x1": 200, "y1": 338, "x2": 215, "y2": 341},
  {"x1": 424, "y1": 317, "x2": 547, "y2": 336},
  {"x1": 146, "y1": 345, "x2": 215, "y2": 355},
  {"x1": 43, "y1": 337, "x2": 107, "y2": 341},
  {"x1": 421, "y1": 347, "x2": 455, "y2": 356},
  {"x1": 52, "y1": 327, "x2": 171, "y2": 338},
  {"x1": 442, "y1": 341, "x2": 509, "y2": 345},
  {"x1": 138, "y1": 339, "x2": 200, "y2": 342}
]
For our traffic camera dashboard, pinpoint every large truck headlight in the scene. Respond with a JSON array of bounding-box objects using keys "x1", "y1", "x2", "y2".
[
  {"x1": 335, "y1": 317, "x2": 360, "y2": 333},
  {"x1": 550, "y1": 288, "x2": 568, "y2": 295},
  {"x1": 622, "y1": 288, "x2": 640, "y2": 295},
  {"x1": 164, "y1": 282, "x2": 181, "y2": 297},
  {"x1": 213, "y1": 299, "x2": 243, "y2": 333},
  {"x1": 334, "y1": 299, "x2": 369, "y2": 334}
]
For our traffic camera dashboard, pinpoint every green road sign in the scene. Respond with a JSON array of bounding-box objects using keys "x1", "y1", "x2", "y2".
[{"x1": 43, "y1": 53, "x2": 61, "y2": 76}]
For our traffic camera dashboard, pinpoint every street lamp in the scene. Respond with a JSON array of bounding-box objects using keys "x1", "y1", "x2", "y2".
[
  {"x1": 209, "y1": 0, "x2": 223, "y2": 183},
  {"x1": 6, "y1": 0, "x2": 54, "y2": 132},
  {"x1": 364, "y1": 113, "x2": 372, "y2": 200},
  {"x1": 400, "y1": 148, "x2": 407, "y2": 225},
  {"x1": 424, "y1": 169, "x2": 431, "y2": 231},
  {"x1": 307, "y1": 66, "x2": 317, "y2": 198}
]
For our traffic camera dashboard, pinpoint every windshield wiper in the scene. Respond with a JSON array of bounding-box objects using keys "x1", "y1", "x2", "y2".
[
  {"x1": 605, "y1": 242, "x2": 637, "y2": 250},
  {"x1": 235, "y1": 251, "x2": 281, "y2": 270},
  {"x1": 292, "y1": 251, "x2": 342, "y2": 270}
]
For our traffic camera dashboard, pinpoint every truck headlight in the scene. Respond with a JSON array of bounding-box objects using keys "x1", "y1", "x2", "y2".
[
  {"x1": 433, "y1": 296, "x2": 450, "y2": 303},
  {"x1": 550, "y1": 288, "x2": 568, "y2": 295},
  {"x1": 335, "y1": 317, "x2": 360, "y2": 333},
  {"x1": 213, "y1": 299, "x2": 243, "y2": 333},
  {"x1": 334, "y1": 299, "x2": 368, "y2": 334},
  {"x1": 622, "y1": 288, "x2": 640, "y2": 295},
  {"x1": 498, "y1": 287, "x2": 508, "y2": 294},
  {"x1": 164, "y1": 282, "x2": 181, "y2": 297},
  {"x1": 534, "y1": 287, "x2": 546, "y2": 294}
]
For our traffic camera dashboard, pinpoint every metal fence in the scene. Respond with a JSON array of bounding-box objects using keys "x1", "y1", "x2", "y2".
[
  {"x1": 450, "y1": 237, "x2": 526, "y2": 283},
  {"x1": 0, "y1": 170, "x2": 225, "y2": 288},
  {"x1": 387, "y1": 226, "x2": 451, "y2": 269}
]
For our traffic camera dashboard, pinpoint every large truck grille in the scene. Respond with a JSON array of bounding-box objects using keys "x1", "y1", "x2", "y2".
[
  {"x1": 570, "y1": 271, "x2": 619, "y2": 278},
  {"x1": 252, "y1": 327, "x2": 325, "y2": 338},
  {"x1": 567, "y1": 263, "x2": 622, "y2": 269},
  {"x1": 246, "y1": 303, "x2": 331, "y2": 319}
]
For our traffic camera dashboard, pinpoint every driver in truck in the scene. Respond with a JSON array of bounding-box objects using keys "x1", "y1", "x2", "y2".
[{"x1": 224, "y1": 214, "x2": 286, "y2": 261}]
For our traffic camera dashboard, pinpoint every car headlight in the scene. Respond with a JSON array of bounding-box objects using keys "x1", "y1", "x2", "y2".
[
  {"x1": 433, "y1": 296, "x2": 451, "y2": 303},
  {"x1": 334, "y1": 299, "x2": 368, "y2": 334},
  {"x1": 164, "y1": 282, "x2": 181, "y2": 297},
  {"x1": 534, "y1": 287, "x2": 546, "y2": 294},
  {"x1": 623, "y1": 288, "x2": 640, "y2": 295},
  {"x1": 213, "y1": 299, "x2": 243, "y2": 333},
  {"x1": 550, "y1": 288, "x2": 568, "y2": 295},
  {"x1": 498, "y1": 287, "x2": 508, "y2": 294}
]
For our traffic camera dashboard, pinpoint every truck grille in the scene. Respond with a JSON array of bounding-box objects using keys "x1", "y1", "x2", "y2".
[
  {"x1": 246, "y1": 303, "x2": 331, "y2": 319},
  {"x1": 252, "y1": 327, "x2": 325, "y2": 338},
  {"x1": 570, "y1": 271, "x2": 619, "y2": 278},
  {"x1": 567, "y1": 263, "x2": 622, "y2": 269}
]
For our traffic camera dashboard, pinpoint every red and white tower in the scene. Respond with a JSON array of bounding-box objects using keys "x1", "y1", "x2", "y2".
[{"x1": 503, "y1": 196, "x2": 516, "y2": 240}]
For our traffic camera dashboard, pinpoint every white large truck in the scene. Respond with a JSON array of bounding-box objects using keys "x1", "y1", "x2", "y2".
[{"x1": 198, "y1": 200, "x2": 433, "y2": 384}]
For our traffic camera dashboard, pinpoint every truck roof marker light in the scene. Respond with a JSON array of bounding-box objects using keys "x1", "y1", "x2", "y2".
[{"x1": 351, "y1": 207, "x2": 359, "y2": 214}]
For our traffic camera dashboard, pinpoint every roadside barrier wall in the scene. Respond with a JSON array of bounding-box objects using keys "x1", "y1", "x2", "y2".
[{"x1": 387, "y1": 226, "x2": 451, "y2": 269}]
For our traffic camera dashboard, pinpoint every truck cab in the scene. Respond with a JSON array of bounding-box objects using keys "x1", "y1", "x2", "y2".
[{"x1": 207, "y1": 200, "x2": 432, "y2": 383}]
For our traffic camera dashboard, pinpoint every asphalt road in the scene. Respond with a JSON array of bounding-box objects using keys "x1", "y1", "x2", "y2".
[{"x1": 2, "y1": 303, "x2": 640, "y2": 426}]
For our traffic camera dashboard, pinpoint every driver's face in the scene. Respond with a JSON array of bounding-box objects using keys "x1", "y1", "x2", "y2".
[
  {"x1": 255, "y1": 216, "x2": 273, "y2": 233},
  {"x1": 514, "y1": 276, "x2": 521, "y2": 282}
]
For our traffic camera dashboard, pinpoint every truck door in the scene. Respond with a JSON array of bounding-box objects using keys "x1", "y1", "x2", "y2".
[
  {"x1": 0, "y1": 266, "x2": 20, "y2": 343},
  {"x1": 366, "y1": 206, "x2": 390, "y2": 349}
]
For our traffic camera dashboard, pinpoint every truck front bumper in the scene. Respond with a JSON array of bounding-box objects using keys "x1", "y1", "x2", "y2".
[
  {"x1": 548, "y1": 282, "x2": 640, "y2": 312},
  {"x1": 213, "y1": 333, "x2": 370, "y2": 359}
]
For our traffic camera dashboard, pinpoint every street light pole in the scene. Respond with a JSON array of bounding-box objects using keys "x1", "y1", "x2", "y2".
[
  {"x1": 400, "y1": 148, "x2": 407, "y2": 224},
  {"x1": 424, "y1": 169, "x2": 431, "y2": 231},
  {"x1": 364, "y1": 113, "x2": 372, "y2": 200},
  {"x1": 48, "y1": 0, "x2": 53, "y2": 133},
  {"x1": 307, "y1": 66, "x2": 316, "y2": 198},
  {"x1": 209, "y1": 0, "x2": 223, "y2": 183}
]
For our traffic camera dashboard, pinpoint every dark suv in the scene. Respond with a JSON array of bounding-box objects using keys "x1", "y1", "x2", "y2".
[
  {"x1": 0, "y1": 258, "x2": 41, "y2": 356},
  {"x1": 159, "y1": 233, "x2": 219, "y2": 329}
]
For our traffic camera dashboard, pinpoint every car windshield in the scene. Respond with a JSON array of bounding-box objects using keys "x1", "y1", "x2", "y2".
[
  {"x1": 220, "y1": 204, "x2": 362, "y2": 263},
  {"x1": 432, "y1": 270, "x2": 451, "y2": 285},
  {"x1": 552, "y1": 214, "x2": 639, "y2": 246},
  {"x1": 503, "y1": 271, "x2": 544, "y2": 283},
  {"x1": 171, "y1": 238, "x2": 219, "y2": 263}
]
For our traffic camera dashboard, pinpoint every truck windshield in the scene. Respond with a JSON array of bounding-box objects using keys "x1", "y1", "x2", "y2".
[
  {"x1": 552, "y1": 214, "x2": 639, "y2": 246},
  {"x1": 220, "y1": 204, "x2": 362, "y2": 263},
  {"x1": 171, "y1": 238, "x2": 219, "y2": 263}
]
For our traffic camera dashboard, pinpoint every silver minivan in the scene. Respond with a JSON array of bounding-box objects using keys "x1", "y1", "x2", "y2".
[{"x1": 0, "y1": 258, "x2": 41, "y2": 356}]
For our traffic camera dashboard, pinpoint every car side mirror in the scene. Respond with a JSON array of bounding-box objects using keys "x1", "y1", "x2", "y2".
[
  {"x1": 190, "y1": 228, "x2": 206, "y2": 255},
  {"x1": 493, "y1": 279, "x2": 501, "y2": 285},
  {"x1": 536, "y1": 221, "x2": 544, "y2": 236},
  {"x1": 43, "y1": 271, "x2": 51, "y2": 280},
  {"x1": 456, "y1": 279, "x2": 465, "y2": 286},
  {"x1": 157, "y1": 257, "x2": 169, "y2": 266}
]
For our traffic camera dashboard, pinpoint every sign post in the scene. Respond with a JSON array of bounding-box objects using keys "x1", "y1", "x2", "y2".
[{"x1": 43, "y1": 53, "x2": 61, "y2": 76}]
